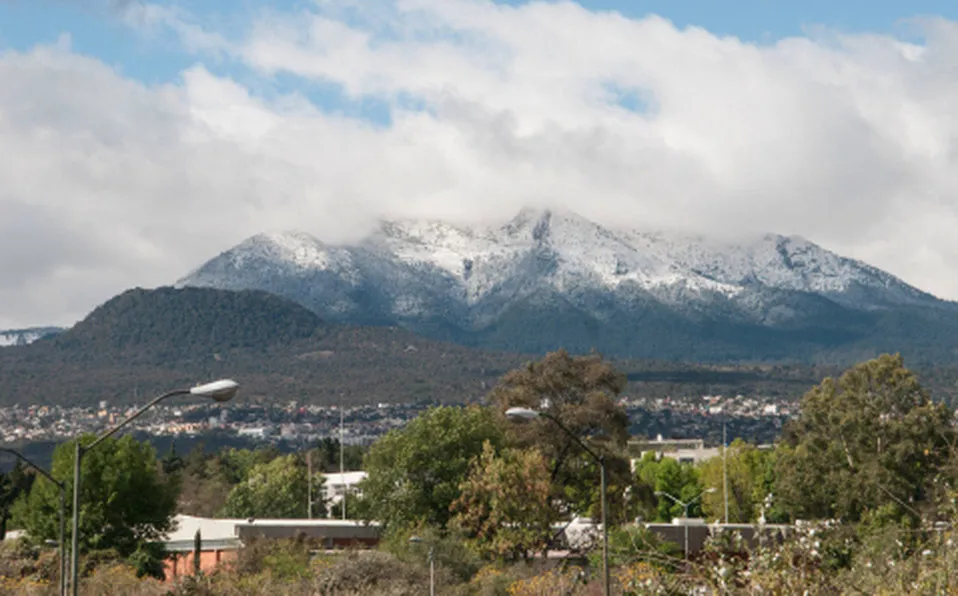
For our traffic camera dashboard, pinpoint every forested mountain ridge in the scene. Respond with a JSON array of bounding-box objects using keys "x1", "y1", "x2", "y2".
[{"x1": 5, "y1": 286, "x2": 958, "y2": 407}]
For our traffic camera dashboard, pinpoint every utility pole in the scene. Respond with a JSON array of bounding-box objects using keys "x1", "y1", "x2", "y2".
[
  {"x1": 723, "y1": 409, "x2": 729, "y2": 524},
  {"x1": 307, "y1": 444, "x2": 313, "y2": 519},
  {"x1": 340, "y1": 405, "x2": 346, "y2": 520}
]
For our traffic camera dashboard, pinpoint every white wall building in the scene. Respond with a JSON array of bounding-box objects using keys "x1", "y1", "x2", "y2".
[{"x1": 321, "y1": 471, "x2": 368, "y2": 505}]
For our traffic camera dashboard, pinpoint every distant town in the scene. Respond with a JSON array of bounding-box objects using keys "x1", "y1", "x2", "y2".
[{"x1": 0, "y1": 391, "x2": 795, "y2": 447}]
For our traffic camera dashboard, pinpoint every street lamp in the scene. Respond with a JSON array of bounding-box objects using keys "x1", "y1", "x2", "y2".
[
  {"x1": 70, "y1": 379, "x2": 239, "y2": 596},
  {"x1": 0, "y1": 448, "x2": 67, "y2": 596},
  {"x1": 654, "y1": 488, "x2": 717, "y2": 560},
  {"x1": 408, "y1": 535, "x2": 434, "y2": 596},
  {"x1": 505, "y1": 406, "x2": 611, "y2": 596}
]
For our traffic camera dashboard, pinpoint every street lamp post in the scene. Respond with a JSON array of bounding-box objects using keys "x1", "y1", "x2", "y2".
[
  {"x1": 70, "y1": 379, "x2": 238, "y2": 596},
  {"x1": 408, "y1": 536, "x2": 434, "y2": 596},
  {"x1": 505, "y1": 406, "x2": 611, "y2": 596},
  {"x1": 0, "y1": 448, "x2": 67, "y2": 596},
  {"x1": 654, "y1": 488, "x2": 717, "y2": 560}
]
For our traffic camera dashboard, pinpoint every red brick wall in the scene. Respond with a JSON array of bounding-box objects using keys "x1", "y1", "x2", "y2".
[
  {"x1": 164, "y1": 549, "x2": 237, "y2": 581},
  {"x1": 163, "y1": 536, "x2": 380, "y2": 581}
]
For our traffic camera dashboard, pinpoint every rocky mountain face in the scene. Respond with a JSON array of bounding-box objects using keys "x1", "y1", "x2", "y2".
[{"x1": 177, "y1": 208, "x2": 957, "y2": 363}]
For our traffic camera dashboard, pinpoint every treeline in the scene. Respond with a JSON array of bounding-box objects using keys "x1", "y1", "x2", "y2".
[
  {"x1": 4, "y1": 350, "x2": 958, "y2": 593},
  {"x1": 9, "y1": 286, "x2": 958, "y2": 410}
]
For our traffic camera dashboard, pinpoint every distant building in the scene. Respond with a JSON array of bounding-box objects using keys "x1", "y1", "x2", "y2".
[
  {"x1": 237, "y1": 426, "x2": 274, "y2": 439},
  {"x1": 321, "y1": 471, "x2": 368, "y2": 505},
  {"x1": 628, "y1": 434, "x2": 720, "y2": 468},
  {"x1": 162, "y1": 514, "x2": 380, "y2": 581}
]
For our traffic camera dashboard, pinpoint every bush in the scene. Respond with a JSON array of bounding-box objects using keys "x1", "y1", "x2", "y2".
[
  {"x1": 80, "y1": 563, "x2": 167, "y2": 595},
  {"x1": 381, "y1": 524, "x2": 484, "y2": 583},
  {"x1": 314, "y1": 550, "x2": 432, "y2": 595},
  {"x1": 231, "y1": 536, "x2": 312, "y2": 579},
  {"x1": 128, "y1": 542, "x2": 168, "y2": 579},
  {"x1": 506, "y1": 566, "x2": 586, "y2": 595},
  {"x1": 461, "y1": 564, "x2": 520, "y2": 596}
]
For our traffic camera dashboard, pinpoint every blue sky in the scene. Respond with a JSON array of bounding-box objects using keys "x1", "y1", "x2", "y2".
[{"x1": 2, "y1": 0, "x2": 954, "y2": 88}]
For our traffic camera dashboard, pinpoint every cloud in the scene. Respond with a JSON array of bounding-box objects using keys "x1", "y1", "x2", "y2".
[{"x1": 2, "y1": 0, "x2": 958, "y2": 326}]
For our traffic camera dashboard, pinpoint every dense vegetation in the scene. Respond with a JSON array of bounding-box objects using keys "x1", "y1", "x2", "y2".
[
  {"x1": 9, "y1": 286, "x2": 958, "y2": 408},
  {"x1": 455, "y1": 291, "x2": 958, "y2": 366},
  {"x1": 0, "y1": 287, "x2": 524, "y2": 407},
  {"x1": 3, "y1": 352, "x2": 958, "y2": 593}
]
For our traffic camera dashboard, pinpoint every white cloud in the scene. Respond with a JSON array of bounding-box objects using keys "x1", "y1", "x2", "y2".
[{"x1": 2, "y1": 0, "x2": 958, "y2": 326}]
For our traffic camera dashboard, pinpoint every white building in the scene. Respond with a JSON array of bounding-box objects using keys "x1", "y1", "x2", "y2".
[
  {"x1": 321, "y1": 471, "x2": 368, "y2": 505},
  {"x1": 628, "y1": 435, "x2": 721, "y2": 470}
]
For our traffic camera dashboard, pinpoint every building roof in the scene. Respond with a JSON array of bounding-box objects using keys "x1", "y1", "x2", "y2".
[
  {"x1": 164, "y1": 515, "x2": 243, "y2": 552},
  {"x1": 321, "y1": 471, "x2": 368, "y2": 485},
  {"x1": 162, "y1": 514, "x2": 382, "y2": 551}
]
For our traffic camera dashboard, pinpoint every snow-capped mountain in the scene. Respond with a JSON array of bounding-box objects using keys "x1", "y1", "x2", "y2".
[
  {"x1": 177, "y1": 208, "x2": 954, "y2": 362},
  {"x1": 0, "y1": 327, "x2": 63, "y2": 347}
]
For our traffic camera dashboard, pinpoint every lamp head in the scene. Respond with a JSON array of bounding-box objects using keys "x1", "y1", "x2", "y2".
[
  {"x1": 190, "y1": 379, "x2": 239, "y2": 402},
  {"x1": 505, "y1": 407, "x2": 539, "y2": 421},
  {"x1": 408, "y1": 535, "x2": 423, "y2": 544},
  {"x1": 705, "y1": 488, "x2": 718, "y2": 494}
]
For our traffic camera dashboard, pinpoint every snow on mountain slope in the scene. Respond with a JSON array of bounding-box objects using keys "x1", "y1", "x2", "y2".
[
  {"x1": 363, "y1": 208, "x2": 745, "y2": 305},
  {"x1": 178, "y1": 207, "x2": 946, "y2": 359},
  {"x1": 639, "y1": 230, "x2": 930, "y2": 305},
  {"x1": 0, "y1": 327, "x2": 63, "y2": 347}
]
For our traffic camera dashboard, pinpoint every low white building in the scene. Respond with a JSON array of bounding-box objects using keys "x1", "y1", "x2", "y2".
[
  {"x1": 628, "y1": 435, "x2": 721, "y2": 470},
  {"x1": 321, "y1": 471, "x2": 368, "y2": 505}
]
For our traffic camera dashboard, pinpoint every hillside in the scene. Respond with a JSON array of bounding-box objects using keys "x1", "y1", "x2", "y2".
[
  {"x1": 5, "y1": 286, "x2": 958, "y2": 408},
  {"x1": 0, "y1": 287, "x2": 524, "y2": 407},
  {"x1": 178, "y1": 207, "x2": 958, "y2": 365}
]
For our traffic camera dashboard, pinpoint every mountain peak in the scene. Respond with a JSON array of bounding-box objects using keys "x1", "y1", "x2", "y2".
[{"x1": 177, "y1": 207, "x2": 948, "y2": 362}]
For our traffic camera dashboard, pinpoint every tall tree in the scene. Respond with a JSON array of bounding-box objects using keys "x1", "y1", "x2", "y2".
[
  {"x1": 0, "y1": 460, "x2": 35, "y2": 540},
  {"x1": 17, "y1": 434, "x2": 178, "y2": 558},
  {"x1": 775, "y1": 354, "x2": 954, "y2": 523},
  {"x1": 700, "y1": 439, "x2": 775, "y2": 523},
  {"x1": 486, "y1": 349, "x2": 631, "y2": 520},
  {"x1": 451, "y1": 442, "x2": 556, "y2": 561},
  {"x1": 361, "y1": 405, "x2": 505, "y2": 530},
  {"x1": 313, "y1": 437, "x2": 365, "y2": 472},
  {"x1": 161, "y1": 442, "x2": 185, "y2": 475},
  {"x1": 220, "y1": 453, "x2": 325, "y2": 519},
  {"x1": 632, "y1": 454, "x2": 704, "y2": 521}
]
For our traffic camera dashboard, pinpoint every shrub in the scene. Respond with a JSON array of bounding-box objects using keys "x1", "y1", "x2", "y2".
[
  {"x1": 506, "y1": 566, "x2": 585, "y2": 595},
  {"x1": 314, "y1": 550, "x2": 433, "y2": 595},
  {"x1": 231, "y1": 537, "x2": 312, "y2": 579}
]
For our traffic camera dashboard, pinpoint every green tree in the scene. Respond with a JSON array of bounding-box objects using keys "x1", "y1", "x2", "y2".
[
  {"x1": 161, "y1": 442, "x2": 185, "y2": 475},
  {"x1": 216, "y1": 446, "x2": 284, "y2": 485},
  {"x1": 775, "y1": 354, "x2": 954, "y2": 523},
  {"x1": 220, "y1": 453, "x2": 325, "y2": 519},
  {"x1": 0, "y1": 460, "x2": 35, "y2": 539},
  {"x1": 486, "y1": 350, "x2": 632, "y2": 524},
  {"x1": 631, "y1": 453, "x2": 704, "y2": 521},
  {"x1": 329, "y1": 492, "x2": 370, "y2": 520},
  {"x1": 17, "y1": 434, "x2": 178, "y2": 561},
  {"x1": 313, "y1": 438, "x2": 365, "y2": 472},
  {"x1": 177, "y1": 445, "x2": 285, "y2": 516},
  {"x1": 361, "y1": 405, "x2": 505, "y2": 530},
  {"x1": 451, "y1": 441, "x2": 556, "y2": 560},
  {"x1": 700, "y1": 439, "x2": 776, "y2": 523}
]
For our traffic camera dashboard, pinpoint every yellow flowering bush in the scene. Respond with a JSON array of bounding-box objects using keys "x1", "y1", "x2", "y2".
[{"x1": 507, "y1": 567, "x2": 584, "y2": 596}]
